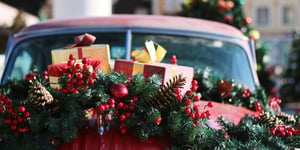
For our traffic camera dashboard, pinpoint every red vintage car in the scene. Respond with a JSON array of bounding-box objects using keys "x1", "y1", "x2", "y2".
[{"x1": 2, "y1": 15, "x2": 256, "y2": 149}]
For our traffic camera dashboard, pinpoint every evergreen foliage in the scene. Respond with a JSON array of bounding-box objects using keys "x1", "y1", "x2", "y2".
[
  {"x1": 280, "y1": 32, "x2": 300, "y2": 103},
  {"x1": 0, "y1": 70, "x2": 299, "y2": 149}
]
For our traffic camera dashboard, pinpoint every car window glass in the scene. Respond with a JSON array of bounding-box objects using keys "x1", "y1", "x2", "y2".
[
  {"x1": 131, "y1": 33, "x2": 255, "y2": 89},
  {"x1": 5, "y1": 32, "x2": 126, "y2": 82}
]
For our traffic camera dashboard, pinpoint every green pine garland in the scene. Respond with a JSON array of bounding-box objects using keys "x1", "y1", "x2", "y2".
[{"x1": 0, "y1": 69, "x2": 300, "y2": 149}]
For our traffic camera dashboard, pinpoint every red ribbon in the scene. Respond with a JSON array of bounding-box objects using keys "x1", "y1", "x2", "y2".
[
  {"x1": 78, "y1": 47, "x2": 83, "y2": 59},
  {"x1": 64, "y1": 33, "x2": 96, "y2": 49}
]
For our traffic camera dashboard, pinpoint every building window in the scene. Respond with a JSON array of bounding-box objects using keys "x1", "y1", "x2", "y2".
[
  {"x1": 282, "y1": 6, "x2": 294, "y2": 25},
  {"x1": 256, "y1": 7, "x2": 269, "y2": 26}
]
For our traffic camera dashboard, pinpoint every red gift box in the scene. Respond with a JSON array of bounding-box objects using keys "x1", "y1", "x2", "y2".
[
  {"x1": 114, "y1": 59, "x2": 194, "y2": 93},
  {"x1": 48, "y1": 60, "x2": 101, "y2": 89}
]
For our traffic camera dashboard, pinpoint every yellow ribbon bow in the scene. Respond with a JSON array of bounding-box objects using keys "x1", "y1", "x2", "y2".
[{"x1": 131, "y1": 40, "x2": 167, "y2": 63}]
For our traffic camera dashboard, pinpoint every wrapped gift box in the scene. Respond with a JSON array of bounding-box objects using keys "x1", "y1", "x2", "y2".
[
  {"x1": 48, "y1": 60, "x2": 101, "y2": 89},
  {"x1": 114, "y1": 59, "x2": 194, "y2": 93},
  {"x1": 51, "y1": 44, "x2": 111, "y2": 74}
]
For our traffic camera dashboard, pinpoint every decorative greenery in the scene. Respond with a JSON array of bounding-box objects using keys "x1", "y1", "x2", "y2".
[
  {"x1": 280, "y1": 32, "x2": 300, "y2": 103},
  {"x1": 178, "y1": 0, "x2": 276, "y2": 96},
  {"x1": 0, "y1": 68, "x2": 300, "y2": 149}
]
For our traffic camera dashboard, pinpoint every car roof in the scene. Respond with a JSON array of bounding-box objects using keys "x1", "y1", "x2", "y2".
[{"x1": 17, "y1": 14, "x2": 245, "y2": 38}]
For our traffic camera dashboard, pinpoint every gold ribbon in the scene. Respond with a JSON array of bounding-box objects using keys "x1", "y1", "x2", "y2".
[{"x1": 131, "y1": 40, "x2": 167, "y2": 63}]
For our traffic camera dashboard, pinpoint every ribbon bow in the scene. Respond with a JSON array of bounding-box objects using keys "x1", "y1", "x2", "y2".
[
  {"x1": 64, "y1": 33, "x2": 96, "y2": 49},
  {"x1": 131, "y1": 40, "x2": 167, "y2": 63}
]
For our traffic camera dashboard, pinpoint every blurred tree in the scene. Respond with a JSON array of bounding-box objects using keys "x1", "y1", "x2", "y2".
[
  {"x1": 178, "y1": 0, "x2": 276, "y2": 94},
  {"x1": 280, "y1": 32, "x2": 300, "y2": 104},
  {"x1": 0, "y1": 0, "x2": 46, "y2": 16}
]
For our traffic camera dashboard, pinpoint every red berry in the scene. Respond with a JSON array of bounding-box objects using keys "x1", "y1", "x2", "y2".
[
  {"x1": 185, "y1": 99, "x2": 192, "y2": 106},
  {"x1": 109, "y1": 103, "x2": 115, "y2": 108},
  {"x1": 67, "y1": 60, "x2": 75, "y2": 66},
  {"x1": 195, "y1": 112, "x2": 201, "y2": 118},
  {"x1": 117, "y1": 102, "x2": 124, "y2": 109},
  {"x1": 121, "y1": 122, "x2": 126, "y2": 128},
  {"x1": 75, "y1": 64, "x2": 82, "y2": 70},
  {"x1": 186, "y1": 91, "x2": 192, "y2": 96},
  {"x1": 155, "y1": 117, "x2": 162, "y2": 125},
  {"x1": 71, "y1": 78, "x2": 77, "y2": 84},
  {"x1": 77, "y1": 80, "x2": 85, "y2": 86},
  {"x1": 205, "y1": 110, "x2": 211, "y2": 116},
  {"x1": 98, "y1": 105, "x2": 105, "y2": 112},
  {"x1": 69, "y1": 54, "x2": 76, "y2": 60},
  {"x1": 24, "y1": 112, "x2": 30, "y2": 118},
  {"x1": 23, "y1": 127, "x2": 29, "y2": 132},
  {"x1": 200, "y1": 113, "x2": 207, "y2": 119},
  {"x1": 66, "y1": 73, "x2": 72, "y2": 79},
  {"x1": 132, "y1": 97, "x2": 138, "y2": 102},
  {"x1": 287, "y1": 131, "x2": 293, "y2": 137},
  {"x1": 185, "y1": 107, "x2": 191, "y2": 114},
  {"x1": 66, "y1": 82, "x2": 72, "y2": 88},
  {"x1": 5, "y1": 119, "x2": 11, "y2": 125},
  {"x1": 11, "y1": 125, "x2": 17, "y2": 130},
  {"x1": 207, "y1": 102, "x2": 213, "y2": 108},
  {"x1": 174, "y1": 88, "x2": 181, "y2": 95},
  {"x1": 19, "y1": 106, "x2": 26, "y2": 113},
  {"x1": 6, "y1": 108, "x2": 13, "y2": 114},
  {"x1": 18, "y1": 128, "x2": 24, "y2": 133},
  {"x1": 18, "y1": 117, "x2": 24, "y2": 123},
  {"x1": 0, "y1": 106, "x2": 3, "y2": 111},
  {"x1": 191, "y1": 80, "x2": 198, "y2": 86},
  {"x1": 189, "y1": 113, "x2": 195, "y2": 119},
  {"x1": 82, "y1": 57, "x2": 89, "y2": 64},
  {"x1": 120, "y1": 115, "x2": 126, "y2": 121},
  {"x1": 104, "y1": 104, "x2": 109, "y2": 110},
  {"x1": 192, "y1": 123, "x2": 197, "y2": 128},
  {"x1": 88, "y1": 78, "x2": 94, "y2": 85},
  {"x1": 176, "y1": 95, "x2": 183, "y2": 101},
  {"x1": 108, "y1": 98, "x2": 115, "y2": 104},
  {"x1": 76, "y1": 73, "x2": 83, "y2": 79},
  {"x1": 123, "y1": 105, "x2": 128, "y2": 111},
  {"x1": 125, "y1": 112, "x2": 131, "y2": 117},
  {"x1": 129, "y1": 105, "x2": 135, "y2": 112},
  {"x1": 120, "y1": 128, "x2": 127, "y2": 134},
  {"x1": 83, "y1": 64, "x2": 90, "y2": 71},
  {"x1": 191, "y1": 85, "x2": 198, "y2": 92},
  {"x1": 193, "y1": 95, "x2": 200, "y2": 101},
  {"x1": 43, "y1": 71, "x2": 48, "y2": 75},
  {"x1": 193, "y1": 105, "x2": 200, "y2": 111},
  {"x1": 92, "y1": 72, "x2": 98, "y2": 79}
]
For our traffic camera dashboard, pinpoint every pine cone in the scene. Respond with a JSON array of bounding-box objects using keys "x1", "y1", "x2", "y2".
[
  {"x1": 29, "y1": 81, "x2": 54, "y2": 107},
  {"x1": 276, "y1": 112, "x2": 296, "y2": 124},
  {"x1": 143, "y1": 74, "x2": 186, "y2": 110},
  {"x1": 259, "y1": 112, "x2": 283, "y2": 127}
]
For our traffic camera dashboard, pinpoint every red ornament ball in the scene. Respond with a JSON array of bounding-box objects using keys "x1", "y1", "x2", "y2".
[{"x1": 110, "y1": 84, "x2": 129, "y2": 100}]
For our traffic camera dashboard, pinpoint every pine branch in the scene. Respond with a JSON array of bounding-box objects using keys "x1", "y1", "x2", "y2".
[{"x1": 143, "y1": 74, "x2": 186, "y2": 110}]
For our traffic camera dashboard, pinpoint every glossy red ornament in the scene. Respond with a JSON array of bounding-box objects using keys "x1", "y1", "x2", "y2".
[{"x1": 110, "y1": 84, "x2": 129, "y2": 100}]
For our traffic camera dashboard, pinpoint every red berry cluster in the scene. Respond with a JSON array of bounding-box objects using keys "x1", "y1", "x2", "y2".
[
  {"x1": 269, "y1": 97, "x2": 281, "y2": 111},
  {"x1": 268, "y1": 125, "x2": 300, "y2": 138},
  {"x1": 0, "y1": 94, "x2": 30, "y2": 134},
  {"x1": 43, "y1": 71, "x2": 49, "y2": 82},
  {"x1": 254, "y1": 102, "x2": 264, "y2": 114},
  {"x1": 60, "y1": 54, "x2": 98, "y2": 94},
  {"x1": 125, "y1": 76, "x2": 134, "y2": 87},
  {"x1": 174, "y1": 81, "x2": 213, "y2": 128},
  {"x1": 241, "y1": 89, "x2": 251, "y2": 98},
  {"x1": 98, "y1": 97, "x2": 138, "y2": 134},
  {"x1": 169, "y1": 55, "x2": 177, "y2": 65}
]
